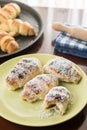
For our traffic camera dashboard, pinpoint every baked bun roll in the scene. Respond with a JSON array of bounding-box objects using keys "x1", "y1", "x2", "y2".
[
  {"x1": 0, "y1": 3, "x2": 21, "y2": 22},
  {"x1": 21, "y1": 74, "x2": 59, "y2": 102},
  {"x1": 0, "y1": 30, "x2": 19, "y2": 53},
  {"x1": 0, "y1": 19, "x2": 36, "y2": 37},
  {"x1": 43, "y1": 57, "x2": 81, "y2": 83},
  {"x1": 43, "y1": 86, "x2": 71, "y2": 115},
  {"x1": 6, "y1": 57, "x2": 42, "y2": 90}
]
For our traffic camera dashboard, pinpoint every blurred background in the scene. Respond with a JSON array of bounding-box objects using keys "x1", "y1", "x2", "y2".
[
  {"x1": 15, "y1": 0, "x2": 87, "y2": 27},
  {"x1": 18, "y1": 0, "x2": 87, "y2": 9}
]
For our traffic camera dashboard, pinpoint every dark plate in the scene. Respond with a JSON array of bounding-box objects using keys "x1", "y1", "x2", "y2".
[{"x1": 0, "y1": 0, "x2": 43, "y2": 58}]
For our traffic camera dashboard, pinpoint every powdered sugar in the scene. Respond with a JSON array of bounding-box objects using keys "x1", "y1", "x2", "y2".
[
  {"x1": 49, "y1": 57, "x2": 73, "y2": 75},
  {"x1": 44, "y1": 86, "x2": 70, "y2": 103},
  {"x1": 6, "y1": 57, "x2": 42, "y2": 89},
  {"x1": 44, "y1": 57, "x2": 81, "y2": 83}
]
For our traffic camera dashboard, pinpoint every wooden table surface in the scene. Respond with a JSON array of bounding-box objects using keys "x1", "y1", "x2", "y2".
[{"x1": 0, "y1": 6, "x2": 87, "y2": 130}]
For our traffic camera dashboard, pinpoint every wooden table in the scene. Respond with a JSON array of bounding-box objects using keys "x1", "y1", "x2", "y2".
[{"x1": 0, "y1": 7, "x2": 87, "y2": 130}]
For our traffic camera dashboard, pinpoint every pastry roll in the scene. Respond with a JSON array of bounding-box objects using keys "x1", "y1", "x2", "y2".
[
  {"x1": 0, "y1": 3, "x2": 21, "y2": 22},
  {"x1": 0, "y1": 19, "x2": 36, "y2": 37},
  {"x1": 0, "y1": 30, "x2": 19, "y2": 53},
  {"x1": 43, "y1": 86, "x2": 71, "y2": 115},
  {"x1": 43, "y1": 57, "x2": 81, "y2": 83},
  {"x1": 21, "y1": 74, "x2": 59, "y2": 102},
  {"x1": 6, "y1": 57, "x2": 42, "y2": 90}
]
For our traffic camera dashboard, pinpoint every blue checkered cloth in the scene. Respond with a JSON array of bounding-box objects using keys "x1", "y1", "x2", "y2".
[{"x1": 54, "y1": 32, "x2": 87, "y2": 58}]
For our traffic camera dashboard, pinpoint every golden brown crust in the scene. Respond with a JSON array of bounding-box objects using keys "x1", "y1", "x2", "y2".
[
  {"x1": 6, "y1": 40, "x2": 19, "y2": 53},
  {"x1": 4, "y1": 3, "x2": 21, "y2": 16},
  {"x1": 0, "y1": 19, "x2": 36, "y2": 36},
  {"x1": 0, "y1": 3, "x2": 21, "y2": 22},
  {"x1": 0, "y1": 30, "x2": 19, "y2": 53},
  {"x1": 0, "y1": 3, "x2": 35, "y2": 54},
  {"x1": 0, "y1": 12, "x2": 8, "y2": 22}
]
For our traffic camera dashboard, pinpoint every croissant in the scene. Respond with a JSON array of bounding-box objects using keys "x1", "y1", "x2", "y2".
[
  {"x1": 43, "y1": 86, "x2": 71, "y2": 115},
  {"x1": 0, "y1": 3, "x2": 21, "y2": 22},
  {"x1": 0, "y1": 19, "x2": 36, "y2": 36},
  {"x1": 43, "y1": 57, "x2": 81, "y2": 83},
  {"x1": 6, "y1": 57, "x2": 43, "y2": 90},
  {"x1": 21, "y1": 74, "x2": 59, "y2": 102},
  {"x1": 0, "y1": 30, "x2": 19, "y2": 53}
]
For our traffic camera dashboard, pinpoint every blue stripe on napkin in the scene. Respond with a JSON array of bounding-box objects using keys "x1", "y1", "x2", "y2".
[{"x1": 54, "y1": 32, "x2": 87, "y2": 58}]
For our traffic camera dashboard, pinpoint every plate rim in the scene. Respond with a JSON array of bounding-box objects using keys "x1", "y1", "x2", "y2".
[{"x1": 0, "y1": 53, "x2": 87, "y2": 127}]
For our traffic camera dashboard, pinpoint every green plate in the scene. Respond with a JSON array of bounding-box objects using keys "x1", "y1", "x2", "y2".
[{"x1": 0, "y1": 54, "x2": 87, "y2": 127}]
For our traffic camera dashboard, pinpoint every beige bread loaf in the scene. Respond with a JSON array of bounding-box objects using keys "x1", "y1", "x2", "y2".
[
  {"x1": 0, "y1": 30, "x2": 19, "y2": 53},
  {"x1": 0, "y1": 19, "x2": 36, "y2": 36},
  {"x1": 0, "y1": 3, "x2": 21, "y2": 22},
  {"x1": 6, "y1": 57, "x2": 43, "y2": 90},
  {"x1": 21, "y1": 74, "x2": 59, "y2": 102}
]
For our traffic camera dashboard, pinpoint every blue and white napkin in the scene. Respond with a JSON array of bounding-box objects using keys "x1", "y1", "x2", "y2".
[{"x1": 53, "y1": 32, "x2": 87, "y2": 58}]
